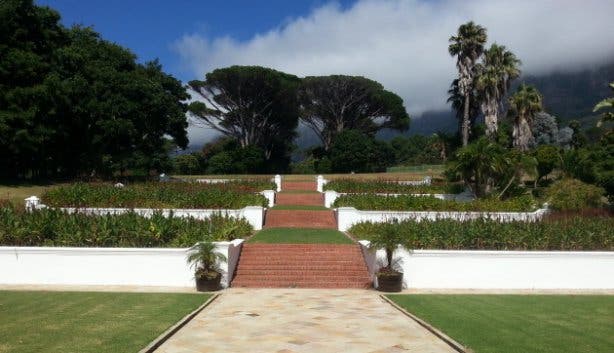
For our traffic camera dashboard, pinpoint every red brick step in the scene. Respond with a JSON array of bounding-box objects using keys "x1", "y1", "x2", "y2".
[
  {"x1": 264, "y1": 210, "x2": 336, "y2": 229},
  {"x1": 281, "y1": 181, "x2": 316, "y2": 191},
  {"x1": 275, "y1": 193, "x2": 323, "y2": 206}
]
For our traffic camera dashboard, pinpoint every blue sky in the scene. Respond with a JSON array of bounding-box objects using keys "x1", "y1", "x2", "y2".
[{"x1": 37, "y1": 0, "x2": 355, "y2": 81}]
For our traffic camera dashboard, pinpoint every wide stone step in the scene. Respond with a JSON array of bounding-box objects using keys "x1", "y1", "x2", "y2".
[
  {"x1": 264, "y1": 210, "x2": 336, "y2": 228},
  {"x1": 275, "y1": 193, "x2": 324, "y2": 206},
  {"x1": 281, "y1": 181, "x2": 317, "y2": 191},
  {"x1": 231, "y1": 279, "x2": 372, "y2": 289}
]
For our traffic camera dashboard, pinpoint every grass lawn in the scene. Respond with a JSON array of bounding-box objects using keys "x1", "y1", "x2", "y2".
[
  {"x1": 387, "y1": 294, "x2": 614, "y2": 353},
  {"x1": 0, "y1": 291, "x2": 210, "y2": 353},
  {"x1": 249, "y1": 228, "x2": 353, "y2": 244},
  {"x1": 0, "y1": 182, "x2": 65, "y2": 205},
  {"x1": 271, "y1": 205, "x2": 328, "y2": 210}
]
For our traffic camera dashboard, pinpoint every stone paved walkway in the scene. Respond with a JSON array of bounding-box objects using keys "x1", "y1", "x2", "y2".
[{"x1": 156, "y1": 289, "x2": 456, "y2": 353}]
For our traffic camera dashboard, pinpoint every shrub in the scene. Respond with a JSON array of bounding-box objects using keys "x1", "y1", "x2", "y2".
[
  {"x1": 333, "y1": 194, "x2": 536, "y2": 212},
  {"x1": 349, "y1": 217, "x2": 613, "y2": 251},
  {"x1": 324, "y1": 179, "x2": 463, "y2": 194},
  {"x1": 545, "y1": 179, "x2": 605, "y2": 211},
  {"x1": 42, "y1": 182, "x2": 271, "y2": 209},
  {"x1": 0, "y1": 207, "x2": 253, "y2": 247}
]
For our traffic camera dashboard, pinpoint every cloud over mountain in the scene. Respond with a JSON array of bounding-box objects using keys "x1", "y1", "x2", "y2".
[{"x1": 174, "y1": 0, "x2": 614, "y2": 145}]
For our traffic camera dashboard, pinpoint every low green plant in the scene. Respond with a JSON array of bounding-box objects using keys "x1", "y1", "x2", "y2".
[
  {"x1": 349, "y1": 217, "x2": 613, "y2": 250},
  {"x1": 333, "y1": 194, "x2": 536, "y2": 212},
  {"x1": 545, "y1": 179, "x2": 605, "y2": 211},
  {"x1": 0, "y1": 206, "x2": 253, "y2": 247},
  {"x1": 42, "y1": 181, "x2": 270, "y2": 209},
  {"x1": 186, "y1": 241, "x2": 227, "y2": 280},
  {"x1": 367, "y1": 222, "x2": 413, "y2": 274},
  {"x1": 324, "y1": 179, "x2": 463, "y2": 194}
]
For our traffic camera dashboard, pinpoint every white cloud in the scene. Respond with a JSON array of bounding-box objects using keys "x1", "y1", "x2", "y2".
[{"x1": 174, "y1": 0, "x2": 614, "y2": 119}]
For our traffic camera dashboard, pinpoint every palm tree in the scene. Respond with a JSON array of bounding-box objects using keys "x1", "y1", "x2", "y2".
[
  {"x1": 449, "y1": 21, "x2": 488, "y2": 146},
  {"x1": 476, "y1": 44, "x2": 521, "y2": 138},
  {"x1": 451, "y1": 137, "x2": 507, "y2": 197},
  {"x1": 186, "y1": 241, "x2": 227, "y2": 280},
  {"x1": 447, "y1": 79, "x2": 480, "y2": 139},
  {"x1": 594, "y1": 82, "x2": 614, "y2": 127},
  {"x1": 508, "y1": 84, "x2": 543, "y2": 151}
]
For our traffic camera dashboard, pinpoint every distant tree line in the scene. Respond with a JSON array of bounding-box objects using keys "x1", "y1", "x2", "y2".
[{"x1": 1, "y1": 0, "x2": 189, "y2": 179}]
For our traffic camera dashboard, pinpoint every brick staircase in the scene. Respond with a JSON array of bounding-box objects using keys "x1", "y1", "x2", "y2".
[
  {"x1": 282, "y1": 181, "x2": 317, "y2": 191},
  {"x1": 275, "y1": 193, "x2": 323, "y2": 206},
  {"x1": 264, "y1": 210, "x2": 336, "y2": 228},
  {"x1": 231, "y1": 244, "x2": 372, "y2": 288}
]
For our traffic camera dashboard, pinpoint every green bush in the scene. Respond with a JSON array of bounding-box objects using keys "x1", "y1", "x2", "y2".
[
  {"x1": 42, "y1": 182, "x2": 271, "y2": 209},
  {"x1": 349, "y1": 217, "x2": 613, "y2": 250},
  {"x1": 545, "y1": 179, "x2": 605, "y2": 211},
  {"x1": 0, "y1": 207, "x2": 253, "y2": 247},
  {"x1": 324, "y1": 179, "x2": 463, "y2": 194},
  {"x1": 333, "y1": 194, "x2": 536, "y2": 212}
]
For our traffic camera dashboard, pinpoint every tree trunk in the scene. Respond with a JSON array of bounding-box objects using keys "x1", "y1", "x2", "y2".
[
  {"x1": 513, "y1": 116, "x2": 534, "y2": 151},
  {"x1": 484, "y1": 99, "x2": 498, "y2": 139},
  {"x1": 462, "y1": 93, "x2": 471, "y2": 146}
]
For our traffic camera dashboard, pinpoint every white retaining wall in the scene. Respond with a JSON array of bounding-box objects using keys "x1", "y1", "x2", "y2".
[
  {"x1": 25, "y1": 197, "x2": 265, "y2": 230},
  {"x1": 337, "y1": 207, "x2": 549, "y2": 231},
  {"x1": 324, "y1": 190, "x2": 475, "y2": 208},
  {"x1": 195, "y1": 174, "x2": 282, "y2": 192},
  {"x1": 0, "y1": 240, "x2": 244, "y2": 288},
  {"x1": 358, "y1": 241, "x2": 614, "y2": 290}
]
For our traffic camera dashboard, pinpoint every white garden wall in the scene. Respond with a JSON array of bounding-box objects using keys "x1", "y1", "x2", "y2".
[
  {"x1": 358, "y1": 241, "x2": 614, "y2": 290},
  {"x1": 0, "y1": 240, "x2": 244, "y2": 289},
  {"x1": 337, "y1": 207, "x2": 549, "y2": 231},
  {"x1": 25, "y1": 197, "x2": 265, "y2": 230}
]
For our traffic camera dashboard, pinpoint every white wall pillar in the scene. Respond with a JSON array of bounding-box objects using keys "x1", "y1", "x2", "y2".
[
  {"x1": 316, "y1": 175, "x2": 328, "y2": 192},
  {"x1": 240, "y1": 206, "x2": 264, "y2": 230},
  {"x1": 274, "y1": 175, "x2": 282, "y2": 192},
  {"x1": 24, "y1": 196, "x2": 41, "y2": 211},
  {"x1": 324, "y1": 190, "x2": 339, "y2": 208},
  {"x1": 336, "y1": 207, "x2": 359, "y2": 231},
  {"x1": 259, "y1": 190, "x2": 276, "y2": 208}
]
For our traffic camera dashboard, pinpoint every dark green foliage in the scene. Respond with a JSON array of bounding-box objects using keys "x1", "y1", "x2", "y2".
[
  {"x1": 334, "y1": 194, "x2": 536, "y2": 211},
  {"x1": 298, "y1": 75, "x2": 409, "y2": 150},
  {"x1": 188, "y1": 66, "x2": 299, "y2": 172},
  {"x1": 350, "y1": 217, "x2": 613, "y2": 250},
  {"x1": 545, "y1": 179, "x2": 605, "y2": 211},
  {"x1": 327, "y1": 130, "x2": 392, "y2": 173},
  {"x1": 173, "y1": 153, "x2": 205, "y2": 175},
  {"x1": 0, "y1": 0, "x2": 189, "y2": 179},
  {"x1": 42, "y1": 182, "x2": 271, "y2": 208},
  {"x1": 562, "y1": 143, "x2": 614, "y2": 198},
  {"x1": 389, "y1": 135, "x2": 447, "y2": 166},
  {"x1": 0, "y1": 207, "x2": 253, "y2": 247},
  {"x1": 324, "y1": 179, "x2": 463, "y2": 194},
  {"x1": 201, "y1": 137, "x2": 267, "y2": 174},
  {"x1": 533, "y1": 145, "x2": 561, "y2": 181}
]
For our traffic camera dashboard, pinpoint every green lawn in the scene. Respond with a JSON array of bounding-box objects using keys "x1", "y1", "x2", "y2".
[
  {"x1": 0, "y1": 291, "x2": 210, "y2": 353},
  {"x1": 388, "y1": 294, "x2": 614, "y2": 353},
  {"x1": 271, "y1": 205, "x2": 328, "y2": 210},
  {"x1": 249, "y1": 228, "x2": 353, "y2": 244}
]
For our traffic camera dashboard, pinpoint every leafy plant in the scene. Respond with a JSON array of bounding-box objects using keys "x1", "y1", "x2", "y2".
[
  {"x1": 0, "y1": 206, "x2": 253, "y2": 247},
  {"x1": 186, "y1": 241, "x2": 227, "y2": 280},
  {"x1": 545, "y1": 179, "x2": 605, "y2": 211},
  {"x1": 42, "y1": 182, "x2": 271, "y2": 209},
  {"x1": 367, "y1": 222, "x2": 413, "y2": 274},
  {"x1": 350, "y1": 217, "x2": 613, "y2": 251}
]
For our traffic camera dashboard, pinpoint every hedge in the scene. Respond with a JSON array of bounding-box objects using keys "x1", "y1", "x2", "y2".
[
  {"x1": 333, "y1": 194, "x2": 537, "y2": 212},
  {"x1": 349, "y1": 217, "x2": 613, "y2": 251},
  {"x1": 0, "y1": 207, "x2": 253, "y2": 247},
  {"x1": 324, "y1": 179, "x2": 464, "y2": 194},
  {"x1": 42, "y1": 182, "x2": 269, "y2": 209}
]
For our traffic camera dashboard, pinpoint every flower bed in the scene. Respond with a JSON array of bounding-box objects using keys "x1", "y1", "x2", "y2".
[
  {"x1": 0, "y1": 207, "x2": 252, "y2": 247},
  {"x1": 349, "y1": 217, "x2": 613, "y2": 251},
  {"x1": 42, "y1": 182, "x2": 270, "y2": 209},
  {"x1": 333, "y1": 194, "x2": 536, "y2": 212},
  {"x1": 323, "y1": 179, "x2": 463, "y2": 194}
]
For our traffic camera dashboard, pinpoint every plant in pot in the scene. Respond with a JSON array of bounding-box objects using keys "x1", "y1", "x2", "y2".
[
  {"x1": 187, "y1": 241, "x2": 227, "y2": 292},
  {"x1": 368, "y1": 222, "x2": 412, "y2": 292}
]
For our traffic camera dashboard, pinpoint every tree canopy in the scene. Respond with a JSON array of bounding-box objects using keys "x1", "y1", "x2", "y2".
[
  {"x1": 187, "y1": 66, "x2": 300, "y2": 170},
  {"x1": 297, "y1": 75, "x2": 410, "y2": 150},
  {"x1": 0, "y1": 0, "x2": 189, "y2": 179}
]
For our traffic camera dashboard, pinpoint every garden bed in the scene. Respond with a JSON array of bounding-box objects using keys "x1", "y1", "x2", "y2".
[
  {"x1": 323, "y1": 179, "x2": 463, "y2": 194},
  {"x1": 0, "y1": 207, "x2": 252, "y2": 247},
  {"x1": 333, "y1": 194, "x2": 536, "y2": 212},
  {"x1": 41, "y1": 182, "x2": 270, "y2": 209},
  {"x1": 349, "y1": 217, "x2": 613, "y2": 250}
]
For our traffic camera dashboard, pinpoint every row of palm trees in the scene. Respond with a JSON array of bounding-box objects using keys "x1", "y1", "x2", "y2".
[{"x1": 448, "y1": 21, "x2": 542, "y2": 151}]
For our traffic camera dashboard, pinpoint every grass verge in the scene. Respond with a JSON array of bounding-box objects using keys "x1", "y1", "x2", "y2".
[
  {"x1": 0, "y1": 291, "x2": 210, "y2": 353},
  {"x1": 387, "y1": 294, "x2": 614, "y2": 353},
  {"x1": 249, "y1": 228, "x2": 353, "y2": 244}
]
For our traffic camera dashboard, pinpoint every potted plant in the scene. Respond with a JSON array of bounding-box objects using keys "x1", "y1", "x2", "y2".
[
  {"x1": 187, "y1": 241, "x2": 227, "y2": 292},
  {"x1": 368, "y1": 222, "x2": 411, "y2": 292}
]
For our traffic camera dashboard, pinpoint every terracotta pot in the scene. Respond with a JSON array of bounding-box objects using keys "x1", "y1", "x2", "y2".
[
  {"x1": 195, "y1": 272, "x2": 222, "y2": 292},
  {"x1": 376, "y1": 271, "x2": 403, "y2": 292}
]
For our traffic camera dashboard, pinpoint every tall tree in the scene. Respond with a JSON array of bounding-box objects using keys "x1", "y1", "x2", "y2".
[
  {"x1": 475, "y1": 44, "x2": 521, "y2": 138},
  {"x1": 448, "y1": 21, "x2": 487, "y2": 146},
  {"x1": 447, "y1": 78, "x2": 480, "y2": 139},
  {"x1": 188, "y1": 66, "x2": 300, "y2": 163},
  {"x1": 297, "y1": 75, "x2": 409, "y2": 151},
  {"x1": 508, "y1": 84, "x2": 543, "y2": 151}
]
